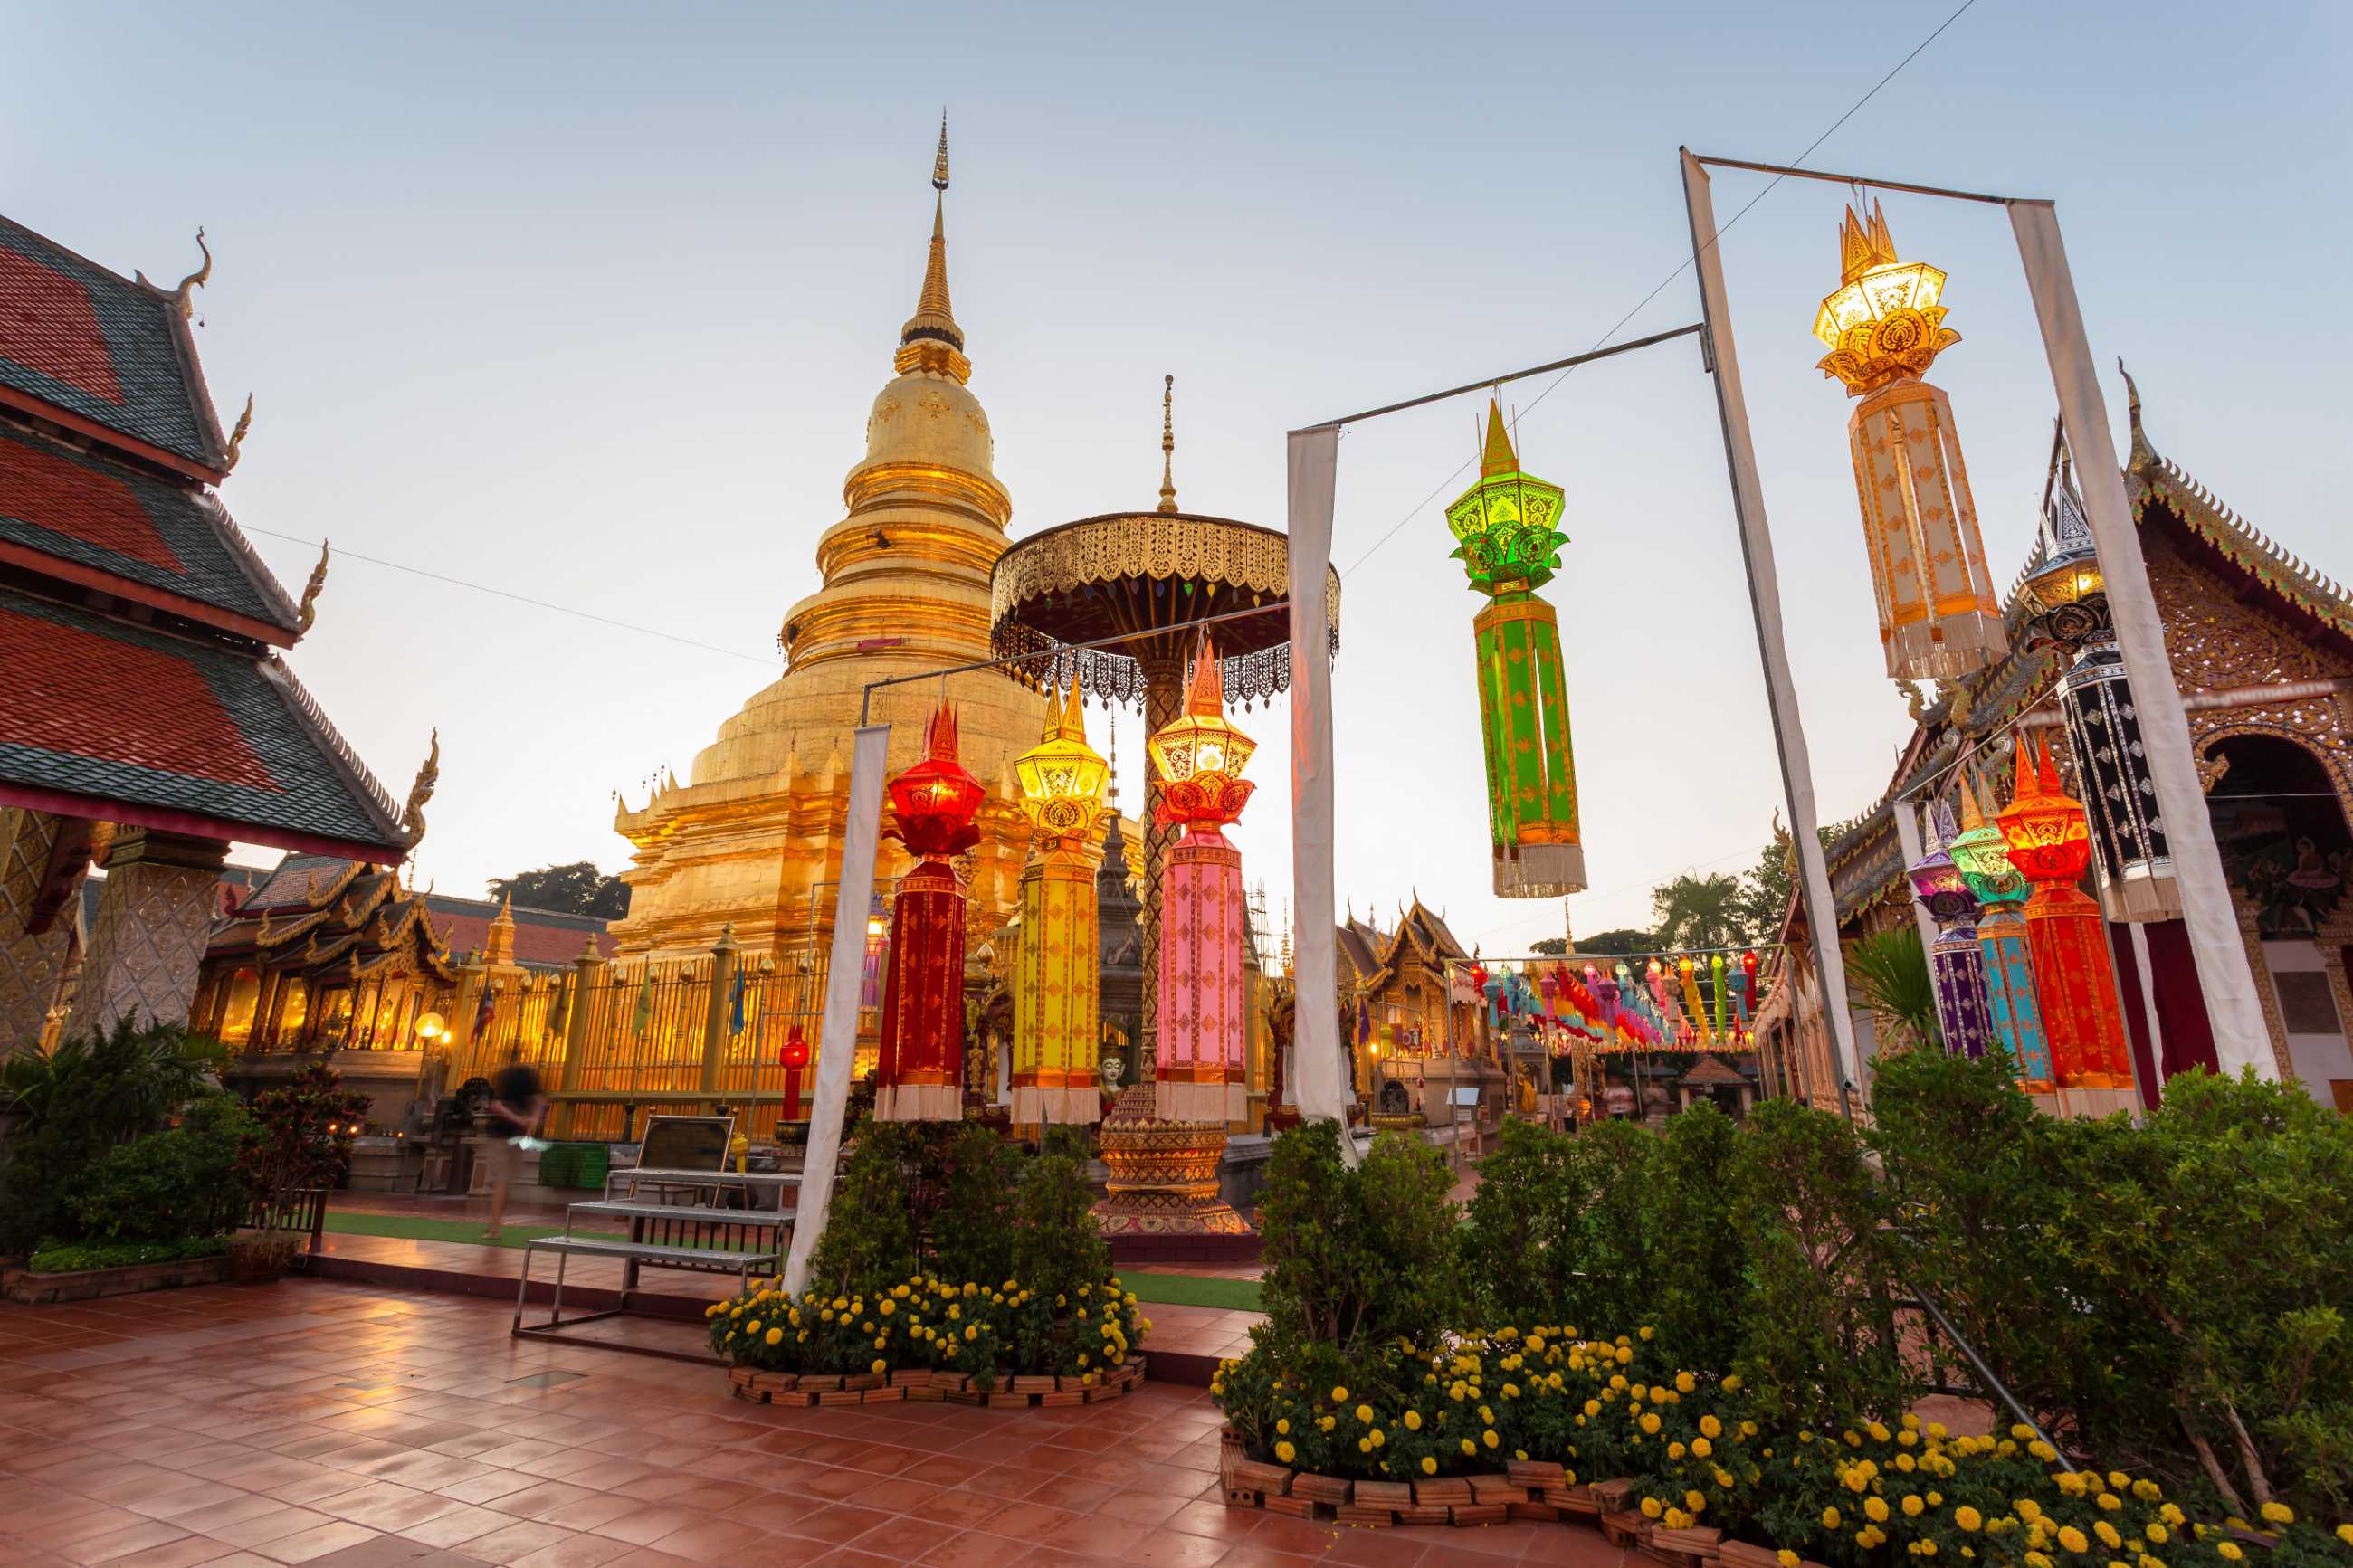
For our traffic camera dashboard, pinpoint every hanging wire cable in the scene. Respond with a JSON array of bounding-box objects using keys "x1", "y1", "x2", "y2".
[
  {"x1": 240, "y1": 524, "x2": 776, "y2": 666},
  {"x1": 1338, "y1": 0, "x2": 1982, "y2": 579}
]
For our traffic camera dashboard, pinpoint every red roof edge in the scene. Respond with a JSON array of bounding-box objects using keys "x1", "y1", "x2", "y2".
[
  {"x1": 0, "y1": 384, "x2": 224, "y2": 486},
  {"x1": 0, "y1": 778, "x2": 405, "y2": 862},
  {"x1": 0, "y1": 537, "x2": 295, "y2": 647}
]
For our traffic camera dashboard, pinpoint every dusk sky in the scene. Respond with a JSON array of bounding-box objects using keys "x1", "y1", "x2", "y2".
[{"x1": 5, "y1": 2, "x2": 2347, "y2": 950}]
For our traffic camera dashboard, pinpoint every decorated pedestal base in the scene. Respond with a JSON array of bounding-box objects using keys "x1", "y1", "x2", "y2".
[{"x1": 1091, "y1": 1082, "x2": 1250, "y2": 1236}]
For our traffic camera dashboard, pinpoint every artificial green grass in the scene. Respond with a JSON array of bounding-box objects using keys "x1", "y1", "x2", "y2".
[
  {"x1": 321, "y1": 1212, "x2": 1265, "y2": 1311},
  {"x1": 1116, "y1": 1271, "x2": 1263, "y2": 1312}
]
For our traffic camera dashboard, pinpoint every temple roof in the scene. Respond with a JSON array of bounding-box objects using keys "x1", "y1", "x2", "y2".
[
  {"x1": 0, "y1": 217, "x2": 227, "y2": 476},
  {"x1": 0, "y1": 585, "x2": 407, "y2": 860},
  {"x1": 209, "y1": 851, "x2": 616, "y2": 973},
  {"x1": 1678, "y1": 1053, "x2": 1752, "y2": 1088},
  {"x1": 0, "y1": 420, "x2": 301, "y2": 641}
]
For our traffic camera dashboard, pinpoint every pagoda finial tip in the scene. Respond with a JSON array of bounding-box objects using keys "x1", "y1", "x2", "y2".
[
  {"x1": 932, "y1": 110, "x2": 950, "y2": 192},
  {"x1": 1157, "y1": 375, "x2": 1179, "y2": 513}
]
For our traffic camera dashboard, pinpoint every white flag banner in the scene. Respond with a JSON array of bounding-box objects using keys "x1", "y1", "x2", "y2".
[
  {"x1": 784, "y1": 722, "x2": 892, "y2": 1291},
  {"x1": 2008, "y1": 200, "x2": 2272, "y2": 1080},
  {"x1": 1286, "y1": 425, "x2": 1356, "y2": 1158}
]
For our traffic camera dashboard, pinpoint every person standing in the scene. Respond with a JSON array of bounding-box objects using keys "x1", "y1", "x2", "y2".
[{"x1": 484, "y1": 1054, "x2": 546, "y2": 1242}]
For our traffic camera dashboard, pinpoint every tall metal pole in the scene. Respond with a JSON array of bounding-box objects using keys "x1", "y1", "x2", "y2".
[{"x1": 1679, "y1": 148, "x2": 1862, "y2": 1116}]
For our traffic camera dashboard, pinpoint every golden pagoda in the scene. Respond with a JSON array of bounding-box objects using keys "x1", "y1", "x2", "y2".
[{"x1": 609, "y1": 119, "x2": 1051, "y2": 961}]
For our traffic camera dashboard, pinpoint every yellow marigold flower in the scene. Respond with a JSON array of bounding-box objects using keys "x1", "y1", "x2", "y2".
[
  {"x1": 1865, "y1": 1498, "x2": 1891, "y2": 1524},
  {"x1": 764, "y1": 1327, "x2": 783, "y2": 1345},
  {"x1": 1669, "y1": 1443, "x2": 1687, "y2": 1460},
  {"x1": 745, "y1": 1318, "x2": 761, "y2": 1335},
  {"x1": 963, "y1": 1325, "x2": 977, "y2": 1340},
  {"x1": 1331, "y1": 1385, "x2": 1348, "y2": 1402},
  {"x1": 1639, "y1": 1326, "x2": 1654, "y2": 1341},
  {"x1": 1483, "y1": 1430, "x2": 1500, "y2": 1449},
  {"x1": 1462, "y1": 1439, "x2": 1478, "y2": 1457},
  {"x1": 2131, "y1": 1481, "x2": 2160, "y2": 1502},
  {"x1": 1275, "y1": 1440, "x2": 1296, "y2": 1463},
  {"x1": 1898, "y1": 1454, "x2": 1918, "y2": 1473},
  {"x1": 1823, "y1": 1507, "x2": 1843, "y2": 1530},
  {"x1": 1868, "y1": 1422, "x2": 1891, "y2": 1443},
  {"x1": 1672, "y1": 1371, "x2": 1695, "y2": 1393},
  {"x1": 870, "y1": 1358, "x2": 888, "y2": 1375},
  {"x1": 1666, "y1": 1509, "x2": 1691, "y2": 1530},
  {"x1": 1642, "y1": 1498, "x2": 1665, "y2": 1519},
  {"x1": 1692, "y1": 1438, "x2": 1713, "y2": 1459},
  {"x1": 1354, "y1": 1403, "x2": 1373, "y2": 1423},
  {"x1": 2260, "y1": 1503, "x2": 2293, "y2": 1525},
  {"x1": 2097, "y1": 1494, "x2": 2122, "y2": 1512},
  {"x1": 1903, "y1": 1496, "x2": 1925, "y2": 1517},
  {"x1": 2018, "y1": 1501, "x2": 2043, "y2": 1523},
  {"x1": 2143, "y1": 1525, "x2": 2167, "y2": 1544},
  {"x1": 2215, "y1": 1544, "x2": 2243, "y2": 1563},
  {"x1": 2158, "y1": 1506, "x2": 2183, "y2": 1527},
  {"x1": 2025, "y1": 1554, "x2": 2053, "y2": 1568},
  {"x1": 1641, "y1": 1412, "x2": 1662, "y2": 1435},
  {"x1": 1585, "y1": 1400, "x2": 1603, "y2": 1417},
  {"x1": 1358, "y1": 1437, "x2": 1372, "y2": 1455},
  {"x1": 1616, "y1": 1345, "x2": 1634, "y2": 1364},
  {"x1": 1700, "y1": 1414, "x2": 1723, "y2": 1440},
  {"x1": 1778, "y1": 1553, "x2": 1799, "y2": 1567},
  {"x1": 1422, "y1": 1456, "x2": 1438, "y2": 1475},
  {"x1": 2057, "y1": 1526, "x2": 2090, "y2": 1554},
  {"x1": 2030, "y1": 1441, "x2": 2059, "y2": 1463},
  {"x1": 1956, "y1": 1507, "x2": 1983, "y2": 1533},
  {"x1": 2092, "y1": 1525, "x2": 2124, "y2": 1553},
  {"x1": 2337, "y1": 1525, "x2": 2353, "y2": 1548}
]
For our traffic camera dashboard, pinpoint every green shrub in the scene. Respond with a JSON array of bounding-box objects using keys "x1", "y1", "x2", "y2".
[
  {"x1": 1259, "y1": 1120, "x2": 1461, "y2": 1355},
  {"x1": 1646, "y1": 1102, "x2": 1749, "y2": 1376},
  {"x1": 930, "y1": 1124, "x2": 1019, "y2": 1289},
  {"x1": 0, "y1": 1018, "x2": 224, "y2": 1252},
  {"x1": 28, "y1": 1235, "x2": 228, "y2": 1272},
  {"x1": 805, "y1": 1123, "x2": 922, "y2": 1296},
  {"x1": 65, "y1": 1092, "x2": 254, "y2": 1243}
]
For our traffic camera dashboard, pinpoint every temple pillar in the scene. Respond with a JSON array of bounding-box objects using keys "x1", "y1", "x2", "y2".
[
  {"x1": 0, "y1": 808, "x2": 91, "y2": 1050},
  {"x1": 558, "y1": 937, "x2": 607, "y2": 1093},
  {"x1": 700, "y1": 923, "x2": 740, "y2": 1095},
  {"x1": 71, "y1": 830, "x2": 227, "y2": 1036}
]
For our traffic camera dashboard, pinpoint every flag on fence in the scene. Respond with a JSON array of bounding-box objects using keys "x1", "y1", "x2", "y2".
[
  {"x1": 729, "y1": 965, "x2": 747, "y2": 1036},
  {"x1": 472, "y1": 980, "x2": 495, "y2": 1041},
  {"x1": 632, "y1": 969, "x2": 653, "y2": 1038}
]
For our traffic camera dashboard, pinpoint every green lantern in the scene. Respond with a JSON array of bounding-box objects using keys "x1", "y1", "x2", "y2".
[{"x1": 1449, "y1": 401, "x2": 1586, "y2": 898}]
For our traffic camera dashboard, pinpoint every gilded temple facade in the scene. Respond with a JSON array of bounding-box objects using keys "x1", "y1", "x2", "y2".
[{"x1": 609, "y1": 128, "x2": 1047, "y2": 966}]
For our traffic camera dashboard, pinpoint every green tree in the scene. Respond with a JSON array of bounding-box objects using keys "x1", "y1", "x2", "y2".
[
  {"x1": 1650, "y1": 872, "x2": 1745, "y2": 953},
  {"x1": 1843, "y1": 928, "x2": 1940, "y2": 1051},
  {"x1": 1574, "y1": 927, "x2": 1655, "y2": 956},
  {"x1": 486, "y1": 860, "x2": 631, "y2": 918}
]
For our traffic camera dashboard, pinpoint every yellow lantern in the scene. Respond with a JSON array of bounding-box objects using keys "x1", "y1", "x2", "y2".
[
  {"x1": 1814, "y1": 201, "x2": 2007, "y2": 682},
  {"x1": 1015, "y1": 679, "x2": 1110, "y2": 845},
  {"x1": 1010, "y1": 679, "x2": 1109, "y2": 1124}
]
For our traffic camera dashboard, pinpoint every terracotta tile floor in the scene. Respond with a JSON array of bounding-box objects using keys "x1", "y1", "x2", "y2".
[{"x1": 0, "y1": 1278, "x2": 1625, "y2": 1566}]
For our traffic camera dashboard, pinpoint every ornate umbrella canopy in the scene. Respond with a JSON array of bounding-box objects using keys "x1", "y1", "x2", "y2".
[{"x1": 988, "y1": 511, "x2": 1340, "y2": 709}]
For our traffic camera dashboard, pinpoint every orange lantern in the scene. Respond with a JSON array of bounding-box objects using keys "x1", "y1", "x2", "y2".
[{"x1": 1996, "y1": 736, "x2": 2131, "y2": 1091}]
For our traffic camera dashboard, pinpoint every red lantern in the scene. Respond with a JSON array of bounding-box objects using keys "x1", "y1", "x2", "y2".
[
  {"x1": 778, "y1": 1027, "x2": 811, "y2": 1121},
  {"x1": 1997, "y1": 736, "x2": 2131, "y2": 1091},
  {"x1": 875, "y1": 702, "x2": 983, "y2": 1121}
]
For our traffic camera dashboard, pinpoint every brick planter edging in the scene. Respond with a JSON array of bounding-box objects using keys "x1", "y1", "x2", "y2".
[
  {"x1": 1219, "y1": 1427, "x2": 1828, "y2": 1565},
  {"x1": 729, "y1": 1354, "x2": 1147, "y2": 1409},
  {"x1": 1, "y1": 1255, "x2": 230, "y2": 1305}
]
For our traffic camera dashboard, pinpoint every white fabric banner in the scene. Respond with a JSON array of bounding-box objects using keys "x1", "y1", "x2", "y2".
[
  {"x1": 1286, "y1": 424, "x2": 1357, "y2": 1159},
  {"x1": 1680, "y1": 150, "x2": 1864, "y2": 1108},
  {"x1": 783, "y1": 722, "x2": 893, "y2": 1292},
  {"x1": 2008, "y1": 201, "x2": 2273, "y2": 1079}
]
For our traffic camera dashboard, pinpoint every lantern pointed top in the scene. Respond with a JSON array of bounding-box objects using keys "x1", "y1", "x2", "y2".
[
  {"x1": 1051, "y1": 676, "x2": 1090, "y2": 745},
  {"x1": 1958, "y1": 770, "x2": 1985, "y2": 833},
  {"x1": 925, "y1": 698, "x2": 962, "y2": 763},
  {"x1": 1481, "y1": 397, "x2": 1519, "y2": 478},
  {"x1": 2035, "y1": 734, "x2": 2067, "y2": 799},
  {"x1": 1838, "y1": 200, "x2": 1900, "y2": 285},
  {"x1": 2011, "y1": 736, "x2": 2040, "y2": 804},
  {"x1": 1182, "y1": 637, "x2": 1224, "y2": 718}
]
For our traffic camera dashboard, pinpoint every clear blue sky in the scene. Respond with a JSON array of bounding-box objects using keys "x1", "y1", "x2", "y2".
[{"x1": 5, "y1": 2, "x2": 2347, "y2": 947}]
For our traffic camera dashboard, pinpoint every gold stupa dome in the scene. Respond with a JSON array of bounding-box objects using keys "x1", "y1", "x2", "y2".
[{"x1": 844, "y1": 110, "x2": 1005, "y2": 508}]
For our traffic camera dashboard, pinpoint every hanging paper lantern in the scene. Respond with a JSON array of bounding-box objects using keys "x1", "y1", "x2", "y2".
[
  {"x1": 1814, "y1": 202, "x2": 2008, "y2": 681},
  {"x1": 874, "y1": 701, "x2": 984, "y2": 1121},
  {"x1": 1447, "y1": 401, "x2": 1586, "y2": 898},
  {"x1": 1907, "y1": 800, "x2": 1997, "y2": 1060},
  {"x1": 1150, "y1": 643, "x2": 1253, "y2": 1124},
  {"x1": 1996, "y1": 736, "x2": 2132, "y2": 1090},
  {"x1": 1947, "y1": 769, "x2": 2054, "y2": 1089},
  {"x1": 2022, "y1": 477, "x2": 2179, "y2": 921},
  {"x1": 1012, "y1": 680, "x2": 1108, "y2": 1125},
  {"x1": 777, "y1": 1027, "x2": 811, "y2": 1122}
]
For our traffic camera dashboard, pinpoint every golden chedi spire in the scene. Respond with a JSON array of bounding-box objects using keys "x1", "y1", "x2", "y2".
[
  {"x1": 897, "y1": 111, "x2": 969, "y2": 383},
  {"x1": 1157, "y1": 375, "x2": 1179, "y2": 513}
]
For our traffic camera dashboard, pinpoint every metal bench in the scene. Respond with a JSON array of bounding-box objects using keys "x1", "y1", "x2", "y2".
[
  {"x1": 510, "y1": 1183, "x2": 796, "y2": 1362},
  {"x1": 603, "y1": 1166, "x2": 800, "y2": 1211}
]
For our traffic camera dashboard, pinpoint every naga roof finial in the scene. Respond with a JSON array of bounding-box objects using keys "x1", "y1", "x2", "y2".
[
  {"x1": 401, "y1": 729, "x2": 441, "y2": 848},
  {"x1": 172, "y1": 227, "x2": 210, "y2": 319},
  {"x1": 296, "y1": 537, "x2": 329, "y2": 634},
  {"x1": 2118, "y1": 357, "x2": 2158, "y2": 472},
  {"x1": 224, "y1": 394, "x2": 253, "y2": 472}
]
